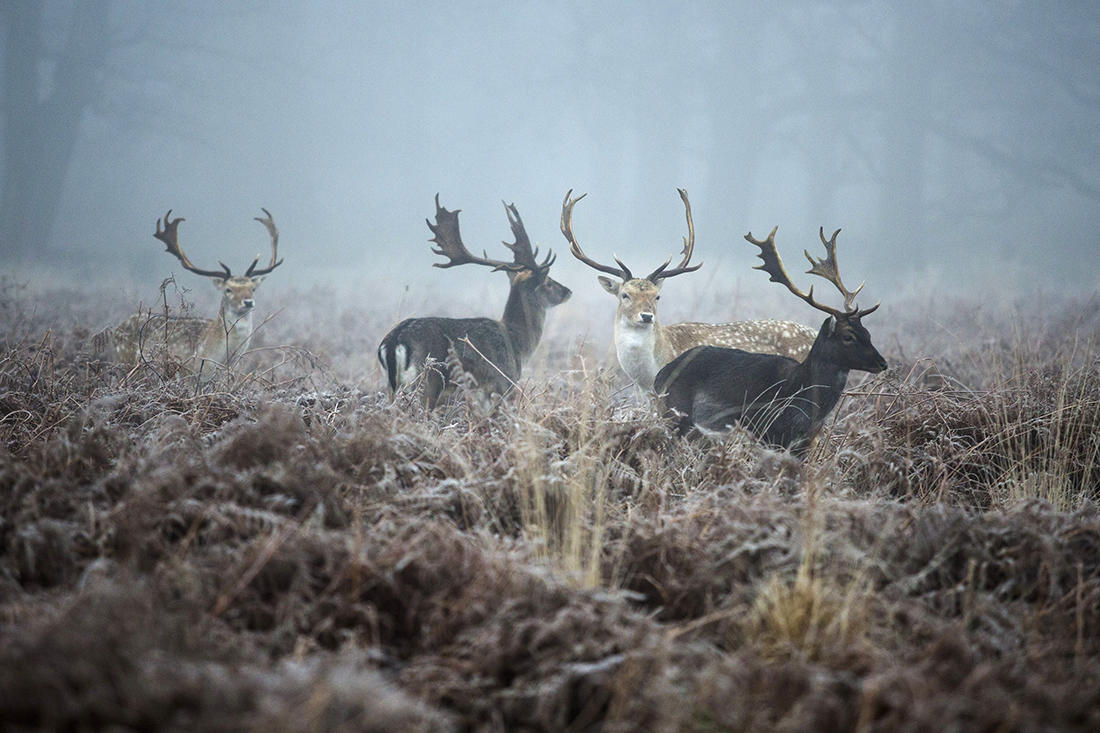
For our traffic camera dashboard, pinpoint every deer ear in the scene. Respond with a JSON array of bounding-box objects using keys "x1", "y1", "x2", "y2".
[
  {"x1": 597, "y1": 276, "x2": 619, "y2": 295},
  {"x1": 823, "y1": 316, "x2": 836, "y2": 336},
  {"x1": 210, "y1": 277, "x2": 228, "y2": 288}
]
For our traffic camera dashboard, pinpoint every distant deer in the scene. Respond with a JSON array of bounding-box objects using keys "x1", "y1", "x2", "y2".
[
  {"x1": 378, "y1": 195, "x2": 571, "y2": 407},
  {"x1": 100, "y1": 209, "x2": 283, "y2": 378},
  {"x1": 561, "y1": 189, "x2": 816, "y2": 391},
  {"x1": 654, "y1": 226, "x2": 886, "y2": 455}
]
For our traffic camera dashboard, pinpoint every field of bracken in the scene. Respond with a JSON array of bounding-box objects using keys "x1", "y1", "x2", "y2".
[{"x1": 1, "y1": 276, "x2": 1098, "y2": 731}]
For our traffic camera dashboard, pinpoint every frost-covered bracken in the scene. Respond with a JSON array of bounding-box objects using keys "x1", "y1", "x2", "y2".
[{"x1": 1, "y1": 281, "x2": 1098, "y2": 730}]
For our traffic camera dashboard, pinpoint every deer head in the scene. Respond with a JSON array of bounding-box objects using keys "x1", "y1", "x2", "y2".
[
  {"x1": 744, "y1": 226, "x2": 885, "y2": 374},
  {"x1": 154, "y1": 208, "x2": 283, "y2": 320},
  {"x1": 562, "y1": 188, "x2": 700, "y2": 330}
]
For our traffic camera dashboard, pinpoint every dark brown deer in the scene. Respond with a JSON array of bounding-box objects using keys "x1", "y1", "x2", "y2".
[
  {"x1": 654, "y1": 226, "x2": 886, "y2": 454},
  {"x1": 99, "y1": 209, "x2": 283, "y2": 379},
  {"x1": 563, "y1": 189, "x2": 816, "y2": 391},
  {"x1": 378, "y1": 195, "x2": 571, "y2": 407}
]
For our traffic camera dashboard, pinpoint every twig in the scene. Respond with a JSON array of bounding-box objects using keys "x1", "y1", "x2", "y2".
[{"x1": 457, "y1": 336, "x2": 527, "y2": 402}]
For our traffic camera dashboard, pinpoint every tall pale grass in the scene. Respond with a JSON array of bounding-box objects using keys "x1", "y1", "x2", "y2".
[
  {"x1": 513, "y1": 369, "x2": 624, "y2": 589},
  {"x1": 738, "y1": 479, "x2": 874, "y2": 663}
]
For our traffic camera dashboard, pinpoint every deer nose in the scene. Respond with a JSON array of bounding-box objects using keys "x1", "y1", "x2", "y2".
[
  {"x1": 242, "y1": 299, "x2": 255, "y2": 309},
  {"x1": 639, "y1": 312, "x2": 654, "y2": 324}
]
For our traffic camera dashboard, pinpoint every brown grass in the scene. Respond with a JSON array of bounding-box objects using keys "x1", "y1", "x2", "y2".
[{"x1": 0, "y1": 279, "x2": 1098, "y2": 730}]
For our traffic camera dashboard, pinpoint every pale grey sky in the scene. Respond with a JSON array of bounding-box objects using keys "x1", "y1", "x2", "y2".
[{"x1": 3, "y1": 1, "x2": 1099, "y2": 300}]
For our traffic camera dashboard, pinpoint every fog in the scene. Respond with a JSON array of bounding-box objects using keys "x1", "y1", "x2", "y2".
[{"x1": 3, "y1": 1, "x2": 1099, "y2": 312}]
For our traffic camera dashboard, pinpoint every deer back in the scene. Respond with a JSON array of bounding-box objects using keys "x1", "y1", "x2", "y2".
[
  {"x1": 655, "y1": 345, "x2": 803, "y2": 442},
  {"x1": 100, "y1": 313, "x2": 215, "y2": 370},
  {"x1": 378, "y1": 316, "x2": 518, "y2": 407},
  {"x1": 662, "y1": 319, "x2": 816, "y2": 363}
]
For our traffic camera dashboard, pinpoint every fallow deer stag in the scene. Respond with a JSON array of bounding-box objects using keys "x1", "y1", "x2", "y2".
[
  {"x1": 100, "y1": 209, "x2": 283, "y2": 378},
  {"x1": 377, "y1": 195, "x2": 571, "y2": 407},
  {"x1": 562, "y1": 189, "x2": 816, "y2": 391},
  {"x1": 654, "y1": 226, "x2": 886, "y2": 455}
]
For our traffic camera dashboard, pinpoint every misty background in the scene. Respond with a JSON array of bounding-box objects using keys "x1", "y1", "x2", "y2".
[{"x1": 2, "y1": 1, "x2": 1099, "y2": 330}]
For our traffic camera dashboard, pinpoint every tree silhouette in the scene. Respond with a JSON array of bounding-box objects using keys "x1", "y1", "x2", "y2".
[{"x1": 1, "y1": 1, "x2": 111, "y2": 260}]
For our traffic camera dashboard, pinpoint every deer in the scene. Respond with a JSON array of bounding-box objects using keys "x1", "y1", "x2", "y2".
[
  {"x1": 377, "y1": 195, "x2": 572, "y2": 408},
  {"x1": 653, "y1": 226, "x2": 887, "y2": 455},
  {"x1": 98, "y1": 209, "x2": 283, "y2": 378},
  {"x1": 561, "y1": 189, "x2": 817, "y2": 392}
]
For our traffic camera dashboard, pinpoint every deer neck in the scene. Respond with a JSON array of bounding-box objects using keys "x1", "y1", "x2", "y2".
[
  {"x1": 790, "y1": 340, "x2": 849, "y2": 421},
  {"x1": 500, "y1": 285, "x2": 545, "y2": 364},
  {"x1": 613, "y1": 316, "x2": 669, "y2": 390}
]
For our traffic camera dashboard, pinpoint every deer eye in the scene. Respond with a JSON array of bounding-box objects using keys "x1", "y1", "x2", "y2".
[
  {"x1": 621, "y1": 293, "x2": 630, "y2": 301},
  {"x1": 842, "y1": 333, "x2": 856, "y2": 343},
  {"x1": 224, "y1": 288, "x2": 232, "y2": 295},
  {"x1": 655, "y1": 295, "x2": 661, "y2": 301}
]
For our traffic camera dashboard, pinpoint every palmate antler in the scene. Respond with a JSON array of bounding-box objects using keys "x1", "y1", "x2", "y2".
[
  {"x1": 153, "y1": 209, "x2": 283, "y2": 279},
  {"x1": 154, "y1": 210, "x2": 230, "y2": 279},
  {"x1": 428, "y1": 194, "x2": 545, "y2": 274},
  {"x1": 562, "y1": 188, "x2": 701, "y2": 283},
  {"x1": 502, "y1": 201, "x2": 555, "y2": 275},
  {"x1": 803, "y1": 227, "x2": 863, "y2": 312},
  {"x1": 744, "y1": 226, "x2": 878, "y2": 319}
]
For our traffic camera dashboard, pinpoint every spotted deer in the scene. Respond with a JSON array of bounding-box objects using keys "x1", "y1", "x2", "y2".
[
  {"x1": 561, "y1": 189, "x2": 817, "y2": 391},
  {"x1": 99, "y1": 209, "x2": 283, "y2": 378},
  {"x1": 378, "y1": 195, "x2": 571, "y2": 408},
  {"x1": 654, "y1": 226, "x2": 886, "y2": 454}
]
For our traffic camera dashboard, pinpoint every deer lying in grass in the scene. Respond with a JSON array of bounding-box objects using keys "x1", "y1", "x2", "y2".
[
  {"x1": 378, "y1": 195, "x2": 571, "y2": 408},
  {"x1": 562, "y1": 189, "x2": 816, "y2": 391},
  {"x1": 99, "y1": 209, "x2": 283, "y2": 379},
  {"x1": 654, "y1": 226, "x2": 886, "y2": 454}
]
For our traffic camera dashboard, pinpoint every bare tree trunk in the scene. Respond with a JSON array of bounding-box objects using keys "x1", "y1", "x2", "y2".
[
  {"x1": 1, "y1": 1, "x2": 110, "y2": 263},
  {"x1": 1, "y1": 3, "x2": 43, "y2": 260}
]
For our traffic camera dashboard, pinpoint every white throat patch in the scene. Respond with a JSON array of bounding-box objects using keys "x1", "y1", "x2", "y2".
[{"x1": 614, "y1": 323, "x2": 661, "y2": 389}]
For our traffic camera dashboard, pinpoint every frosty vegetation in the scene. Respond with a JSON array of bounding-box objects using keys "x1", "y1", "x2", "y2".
[{"x1": 1, "y1": 277, "x2": 1098, "y2": 730}]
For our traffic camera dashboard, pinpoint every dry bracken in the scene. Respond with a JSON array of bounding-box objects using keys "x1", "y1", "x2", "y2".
[{"x1": 0, "y1": 279, "x2": 1098, "y2": 730}]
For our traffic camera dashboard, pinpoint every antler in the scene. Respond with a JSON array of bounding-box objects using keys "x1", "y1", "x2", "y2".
[
  {"x1": 153, "y1": 210, "x2": 231, "y2": 279},
  {"x1": 801, "y1": 227, "x2": 863, "y2": 311},
  {"x1": 503, "y1": 202, "x2": 555, "y2": 274},
  {"x1": 245, "y1": 208, "x2": 284, "y2": 277},
  {"x1": 804, "y1": 227, "x2": 879, "y2": 317},
  {"x1": 562, "y1": 188, "x2": 701, "y2": 283},
  {"x1": 428, "y1": 194, "x2": 520, "y2": 272},
  {"x1": 561, "y1": 190, "x2": 633, "y2": 280},
  {"x1": 647, "y1": 187, "x2": 701, "y2": 283},
  {"x1": 745, "y1": 226, "x2": 847, "y2": 319}
]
